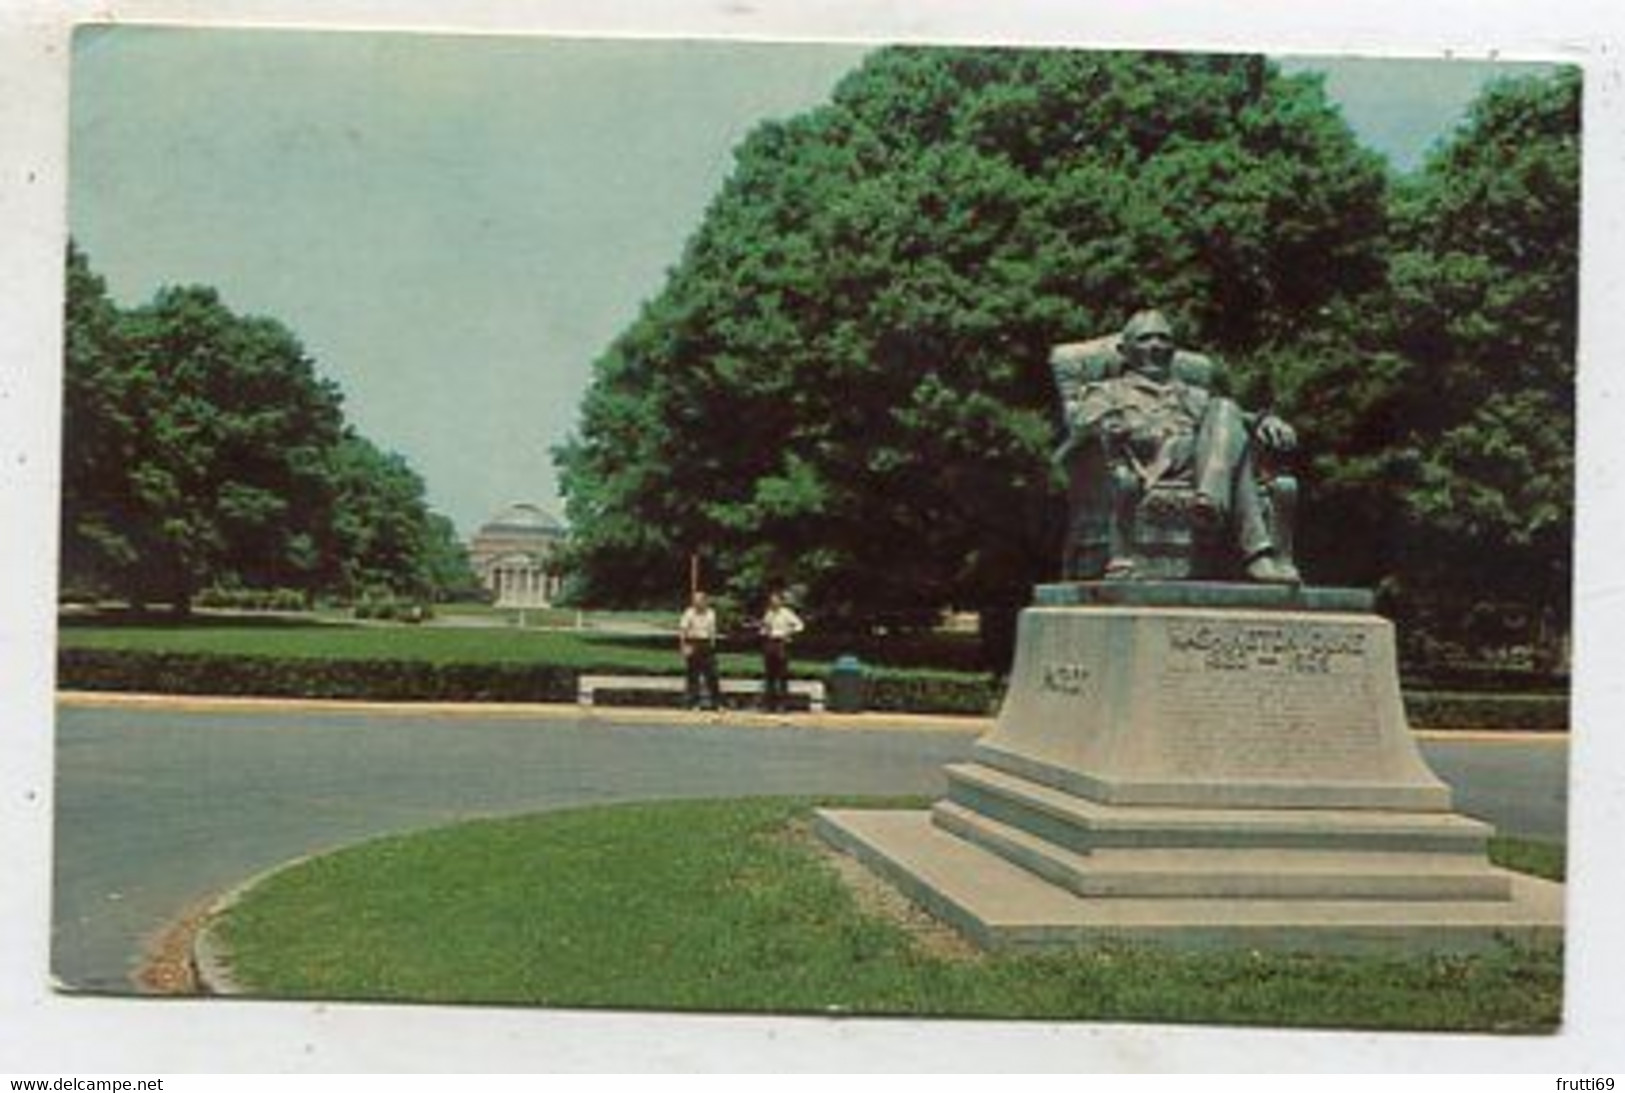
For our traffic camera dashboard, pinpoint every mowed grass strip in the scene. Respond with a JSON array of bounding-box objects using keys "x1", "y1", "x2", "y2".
[{"x1": 215, "y1": 798, "x2": 1564, "y2": 1030}]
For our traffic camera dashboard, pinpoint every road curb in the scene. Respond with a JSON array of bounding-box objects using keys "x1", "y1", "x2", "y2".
[
  {"x1": 190, "y1": 853, "x2": 319, "y2": 996},
  {"x1": 55, "y1": 689, "x2": 1567, "y2": 742},
  {"x1": 55, "y1": 689, "x2": 990, "y2": 734}
]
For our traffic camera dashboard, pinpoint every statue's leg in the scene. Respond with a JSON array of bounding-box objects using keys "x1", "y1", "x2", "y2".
[
  {"x1": 1237, "y1": 467, "x2": 1300, "y2": 583},
  {"x1": 1265, "y1": 474, "x2": 1299, "y2": 570},
  {"x1": 1232, "y1": 459, "x2": 1273, "y2": 559},
  {"x1": 1106, "y1": 462, "x2": 1142, "y2": 579},
  {"x1": 1195, "y1": 399, "x2": 1299, "y2": 583},
  {"x1": 1192, "y1": 398, "x2": 1249, "y2": 528}
]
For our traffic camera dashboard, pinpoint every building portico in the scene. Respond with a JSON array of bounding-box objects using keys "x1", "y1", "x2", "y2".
[{"x1": 468, "y1": 503, "x2": 566, "y2": 608}]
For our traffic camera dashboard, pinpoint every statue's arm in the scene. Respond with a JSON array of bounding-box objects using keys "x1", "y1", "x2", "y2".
[
  {"x1": 1250, "y1": 411, "x2": 1296, "y2": 452},
  {"x1": 1183, "y1": 351, "x2": 1296, "y2": 453}
]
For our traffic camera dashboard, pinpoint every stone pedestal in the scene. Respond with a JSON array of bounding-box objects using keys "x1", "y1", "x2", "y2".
[{"x1": 816, "y1": 583, "x2": 1563, "y2": 952}]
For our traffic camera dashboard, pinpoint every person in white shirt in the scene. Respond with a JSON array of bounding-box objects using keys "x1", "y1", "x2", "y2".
[
  {"x1": 678, "y1": 590, "x2": 721, "y2": 710},
  {"x1": 758, "y1": 591, "x2": 805, "y2": 712}
]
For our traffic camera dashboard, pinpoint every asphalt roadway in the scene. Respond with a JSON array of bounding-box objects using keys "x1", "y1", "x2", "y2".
[{"x1": 50, "y1": 695, "x2": 1569, "y2": 994}]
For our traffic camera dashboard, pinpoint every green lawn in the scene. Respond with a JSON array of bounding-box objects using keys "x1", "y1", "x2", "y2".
[
  {"x1": 214, "y1": 797, "x2": 1564, "y2": 1030},
  {"x1": 62, "y1": 619, "x2": 780, "y2": 676}
]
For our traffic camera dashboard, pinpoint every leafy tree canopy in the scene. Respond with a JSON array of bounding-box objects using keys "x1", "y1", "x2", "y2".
[
  {"x1": 559, "y1": 47, "x2": 1390, "y2": 638},
  {"x1": 1285, "y1": 69, "x2": 1579, "y2": 654},
  {"x1": 1388, "y1": 70, "x2": 1579, "y2": 581},
  {"x1": 61, "y1": 245, "x2": 475, "y2": 610}
]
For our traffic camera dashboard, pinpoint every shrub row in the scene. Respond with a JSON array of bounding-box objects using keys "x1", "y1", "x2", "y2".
[
  {"x1": 856, "y1": 679, "x2": 1568, "y2": 727},
  {"x1": 353, "y1": 599, "x2": 433, "y2": 622},
  {"x1": 56, "y1": 648, "x2": 999, "y2": 714},
  {"x1": 56, "y1": 648, "x2": 1567, "y2": 730},
  {"x1": 194, "y1": 587, "x2": 308, "y2": 611},
  {"x1": 59, "y1": 649, "x2": 577, "y2": 703},
  {"x1": 863, "y1": 673, "x2": 1001, "y2": 716},
  {"x1": 1402, "y1": 690, "x2": 1569, "y2": 732}
]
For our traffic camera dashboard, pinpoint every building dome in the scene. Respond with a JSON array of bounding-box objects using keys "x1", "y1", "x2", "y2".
[{"x1": 482, "y1": 502, "x2": 565, "y2": 535}]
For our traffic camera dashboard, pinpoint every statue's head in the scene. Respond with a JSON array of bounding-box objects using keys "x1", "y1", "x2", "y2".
[{"x1": 1120, "y1": 310, "x2": 1176, "y2": 379}]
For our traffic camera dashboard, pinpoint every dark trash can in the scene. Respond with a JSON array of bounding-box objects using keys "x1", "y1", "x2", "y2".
[{"x1": 827, "y1": 654, "x2": 868, "y2": 713}]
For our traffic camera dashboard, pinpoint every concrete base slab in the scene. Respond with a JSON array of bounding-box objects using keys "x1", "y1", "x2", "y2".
[{"x1": 815, "y1": 807, "x2": 1565, "y2": 954}]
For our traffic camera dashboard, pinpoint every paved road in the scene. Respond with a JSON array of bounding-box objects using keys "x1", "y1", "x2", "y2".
[{"x1": 51, "y1": 698, "x2": 1568, "y2": 993}]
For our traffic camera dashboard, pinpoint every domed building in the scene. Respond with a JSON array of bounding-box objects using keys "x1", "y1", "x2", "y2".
[{"x1": 468, "y1": 502, "x2": 567, "y2": 608}]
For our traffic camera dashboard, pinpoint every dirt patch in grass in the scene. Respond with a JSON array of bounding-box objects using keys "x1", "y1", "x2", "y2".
[
  {"x1": 135, "y1": 899, "x2": 212, "y2": 995},
  {"x1": 788, "y1": 818, "x2": 982, "y2": 963}
]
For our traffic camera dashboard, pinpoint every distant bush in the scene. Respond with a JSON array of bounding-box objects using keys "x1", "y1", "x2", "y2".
[
  {"x1": 1403, "y1": 691, "x2": 1568, "y2": 732},
  {"x1": 353, "y1": 597, "x2": 433, "y2": 623},
  {"x1": 194, "y1": 587, "x2": 308, "y2": 611},
  {"x1": 865, "y1": 672, "x2": 1001, "y2": 716}
]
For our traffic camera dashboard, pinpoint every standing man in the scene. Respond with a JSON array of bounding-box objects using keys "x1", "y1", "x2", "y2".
[
  {"x1": 679, "y1": 590, "x2": 721, "y2": 710},
  {"x1": 759, "y1": 591, "x2": 805, "y2": 712}
]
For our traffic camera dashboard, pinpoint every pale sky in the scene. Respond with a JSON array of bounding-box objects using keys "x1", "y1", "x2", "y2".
[{"x1": 66, "y1": 29, "x2": 1555, "y2": 536}]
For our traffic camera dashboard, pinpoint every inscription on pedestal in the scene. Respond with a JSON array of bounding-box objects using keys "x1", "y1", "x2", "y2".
[
  {"x1": 1040, "y1": 662, "x2": 1093, "y2": 696},
  {"x1": 1167, "y1": 620, "x2": 1368, "y2": 674},
  {"x1": 1154, "y1": 619, "x2": 1384, "y2": 779}
]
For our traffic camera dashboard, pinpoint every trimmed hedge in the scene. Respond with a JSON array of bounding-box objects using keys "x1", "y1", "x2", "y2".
[
  {"x1": 194, "y1": 587, "x2": 309, "y2": 611},
  {"x1": 863, "y1": 672, "x2": 1001, "y2": 716},
  {"x1": 353, "y1": 599, "x2": 433, "y2": 623},
  {"x1": 1402, "y1": 690, "x2": 1569, "y2": 732},
  {"x1": 56, "y1": 648, "x2": 1567, "y2": 730},
  {"x1": 59, "y1": 649, "x2": 578, "y2": 704}
]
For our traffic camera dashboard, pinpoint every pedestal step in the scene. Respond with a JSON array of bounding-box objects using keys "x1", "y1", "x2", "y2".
[
  {"x1": 931, "y1": 799, "x2": 1512, "y2": 901},
  {"x1": 815, "y1": 808, "x2": 1564, "y2": 954},
  {"x1": 945, "y1": 762, "x2": 1492, "y2": 855}
]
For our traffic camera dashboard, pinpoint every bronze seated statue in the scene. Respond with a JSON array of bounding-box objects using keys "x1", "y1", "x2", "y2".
[{"x1": 1051, "y1": 310, "x2": 1300, "y2": 584}]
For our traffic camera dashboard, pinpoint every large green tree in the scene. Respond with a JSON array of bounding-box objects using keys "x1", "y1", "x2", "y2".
[
  {"x1": 1263, "y1": 70, "x2": 1579, "y2": 663},
  {"x1": 1388, "y1": 70, "x2": 1579, "y2": 659},
  {"x1": 323, "y1": 431, "x2": 477, "y2": 601},
  {"x1": 558, "y1": 48, "x2": 1389, "y2": 639},
  {"x1": 63, "y1": 282, "x2": 346, "y2": 610},
  {"x1": 60, "y1": 242, "x2": 133, "y2": 598},
  {"x1": 60, "y1": 248, "x2": 475, "y2": 610}
]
